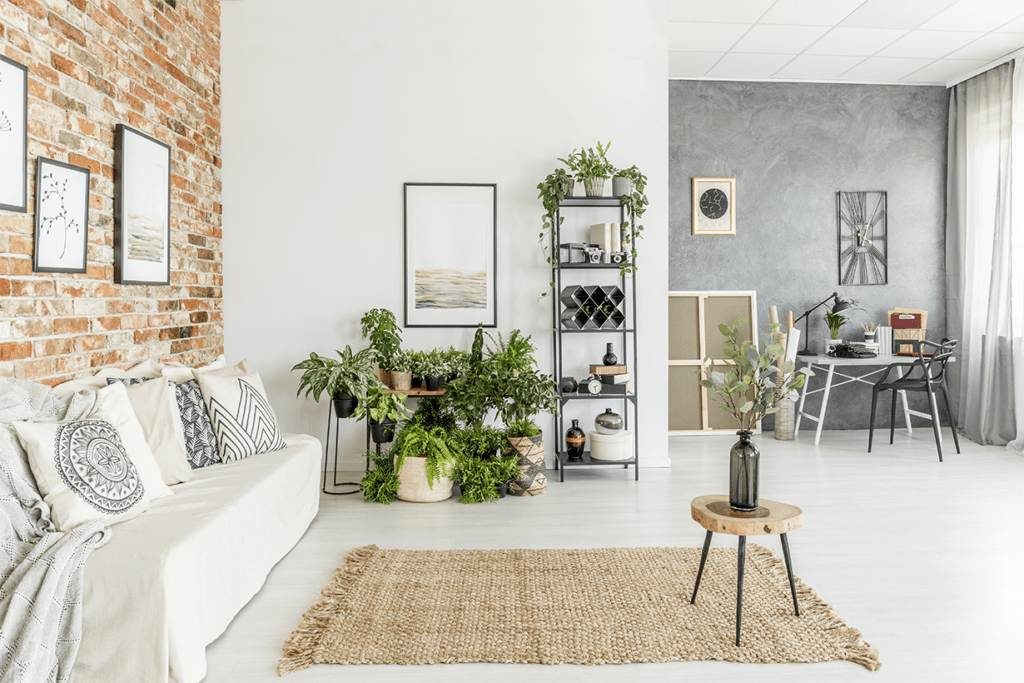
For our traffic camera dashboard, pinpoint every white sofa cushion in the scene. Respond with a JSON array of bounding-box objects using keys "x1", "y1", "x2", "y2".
[
  {"x1": 197, "y1": 371, "x2": 286, "y2": 462},
  {"x1": 73, "y1": 434, "x2": 320, "y2": 683},
  {"x1": 107, "y1": 377, "x2": 193, "y2": 486}
]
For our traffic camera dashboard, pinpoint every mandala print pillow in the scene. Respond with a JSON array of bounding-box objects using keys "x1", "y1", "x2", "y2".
[
  {"x1": 196, "y1": 371, "x2": 286, "y2": 462},
  {"x1": 174, "y1": 380, "x2": 221, "y2": 469}
]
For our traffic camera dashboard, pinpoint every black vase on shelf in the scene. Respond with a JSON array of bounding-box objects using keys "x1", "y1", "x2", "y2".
[
  {"x1": 729, "y1": 430, "x2": 760, "y2": 511},
  {"x1": 603, "y1": 342, "x2": 618, "y2": 366},
  {"x1": 565, "y1": 419, "x2": 586, "y2": 461}
]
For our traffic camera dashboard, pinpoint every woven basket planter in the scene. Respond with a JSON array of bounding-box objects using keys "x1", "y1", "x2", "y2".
[
  {"x1": 507, "y1": 434, "x2": 546, "y2": 496},
  {"x1": 397, "y1": 456, "x2": 453, "y2": 503}
]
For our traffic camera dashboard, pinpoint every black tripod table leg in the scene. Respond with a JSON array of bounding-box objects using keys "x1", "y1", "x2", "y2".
[
  {"x1": 736, "y1": 535, "x2": 746, "y2": 646},
  {"x1": 690, "y1": 530, "x2": 713, "y2": 604},
  {"x1": 780, "y1": 533, "x2": 800, "y2": 616}
]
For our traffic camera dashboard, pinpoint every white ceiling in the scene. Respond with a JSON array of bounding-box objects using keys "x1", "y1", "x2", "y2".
[{"x1": 668, "y1": 0, "x2": 1024, "y2": 86}]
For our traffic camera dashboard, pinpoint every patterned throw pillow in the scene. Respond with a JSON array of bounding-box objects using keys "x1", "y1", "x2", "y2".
[
  {"x1": 196, "y1": 371, "x2": 286, "y2": 462},
  {"x1": 174, "y1": 380, "x2": 221, "y2": 469}
]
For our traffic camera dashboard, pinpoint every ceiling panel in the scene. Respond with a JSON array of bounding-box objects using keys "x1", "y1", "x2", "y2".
[
  {"x1": 668, "y1": 22, "x2": 750, "y2": 51},
  {"x1": 921, "y1": 0, "x2": 1024, "y2": 33},
  {"x1": 669, "y1": 51, "x2": 723, "y2": 78},
  {"x1": 947, "y1": 32, "x2": 1024, "y2": 61},
  {"x1": 902, "y1": 59, "x2": 990, "y2": 83},
  {"x1": 668, "y1": 0, "x2": 774, "y2": 23},
  {"x1": 805, "y1": 27, "x2": 906, "y2": 56},
  {"x1": 774, "y1": 54, "x2": 864, "y2": 79},
  {"x1": 877, "y1": 30, "x2": 983, "y2": 59},
  {"x1": 841, "y1": 57, "x2": 933, "y2": 81},
  {"x1": 760, "y1": 0, "x2": 864, "y2": 27},
  {"x1": 840, "y1": 0, "x2": 957, "y2": 29},
  {"x1": 706, "y1": 53, "x2": 795, "y2": 79},
  {"x1": 999, "y1": 15, "x2": 1024, "y2": 33},
  {"x1": 732, "y1": 24, "x2": 831, "y2": 54}
]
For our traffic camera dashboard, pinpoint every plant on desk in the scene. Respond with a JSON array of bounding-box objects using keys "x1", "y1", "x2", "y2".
[
  {"x1": 701, "y1": 322, "x2": 809, "y2": 511},
  {"x1": 354, "y1": 383, "x2": 411, "y2": 444},
  {"x1": 824, "y1": 309, "x2": 848, "y2": 344},
  {"x1": 291, "y1": 345, "x2": 378, "y2": 419}
]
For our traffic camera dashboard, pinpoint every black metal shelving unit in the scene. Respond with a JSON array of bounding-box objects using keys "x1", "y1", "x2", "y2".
[{"x1": 551, "y1": 196, "x2": 639, "y2": 481}]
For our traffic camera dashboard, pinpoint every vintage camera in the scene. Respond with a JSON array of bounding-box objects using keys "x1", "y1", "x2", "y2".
[
  {"x1": 608, "y1": 251, "x2": 627, "y2": 265},
  {"x1": 584, "y1": 246, "x2": 604, "y2": 264}
]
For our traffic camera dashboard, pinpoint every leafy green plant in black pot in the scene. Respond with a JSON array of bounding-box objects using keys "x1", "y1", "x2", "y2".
[
  {"x1": 421, "y1": 349, "x2": 448, "y2": 391},
  {"x1": 360, "y1": 308, "x2": 402, "y2": 380},
  {"x1": 442, "y1": 346, "x2": 469, "y2": 382},
  {"x1": 354, "y1": 382, "x2": 411, "y2": 444},
  {"x1": 406, "y1": 350, "x2": 427, "y2": 388},
  {"x1": 291, "y1": 345, "x2": 378, "y2": 418},
  {"x1": 454, "y1": 451, "x2": 520, "y2": 503}
]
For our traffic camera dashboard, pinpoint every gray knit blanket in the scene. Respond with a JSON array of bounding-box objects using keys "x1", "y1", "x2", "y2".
[{"x1": 0, "y1": 379, "x2": 109, "y2": 683}]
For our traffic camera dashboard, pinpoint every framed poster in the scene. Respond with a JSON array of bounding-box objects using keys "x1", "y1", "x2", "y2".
[
  {"x1": 691, "y1": 176, "x2": 735, "y2": 235},
  {"x1": 404, "y1": 183, "x2": 496, "y2": 328},
  {"x1": 836, "y1": 190, "x2": 887, "y2": 285},
  {"x1": 0, "y1": 54, "x2": 28, "y2": 212},
  {"x1": 115, "y1": 124, "x2": 170, "y2": 284},
  {"x1": 34, "y1": 158, "x2": 90, "y2": 273}
]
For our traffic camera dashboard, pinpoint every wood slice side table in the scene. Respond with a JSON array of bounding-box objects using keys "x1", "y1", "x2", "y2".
[{"x1": 689, "y1": 495, "x2": 804, "y2": 646}]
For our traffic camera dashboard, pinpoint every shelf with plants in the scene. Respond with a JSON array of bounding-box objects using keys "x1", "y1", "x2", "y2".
[{"x1": 538, "y1": 141, "x2": 645, "y2": 482}]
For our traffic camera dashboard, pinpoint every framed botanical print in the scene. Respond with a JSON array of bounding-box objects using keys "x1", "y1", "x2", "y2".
[
  {"x1": 115, "y1": 124, "x2": 171, "y2": 285},
  {"x1": 403, "y1": 183, "x2": 497, "y2": 328},
  {"x1": 836, "y1": 190, "x2": 887, "y2": 285},
  {"x1": 0, "y1": 54, "x2": 28, "y2": 212},
  {"x1": 691, "y1": 177, "x2": 736, "y2": 235},
  {"x1": 34, "y1": 158, "x2": 90, "y2": 273}
]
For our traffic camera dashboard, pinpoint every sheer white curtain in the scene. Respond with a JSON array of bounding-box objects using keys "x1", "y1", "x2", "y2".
[{"x1": 946, "y1": 59, "x2": 1024, "y2": 452}]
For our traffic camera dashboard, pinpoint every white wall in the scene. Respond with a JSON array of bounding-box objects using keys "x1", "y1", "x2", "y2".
[{"x1": 221, "y1": 0, "x2": 669, "y2": 467}]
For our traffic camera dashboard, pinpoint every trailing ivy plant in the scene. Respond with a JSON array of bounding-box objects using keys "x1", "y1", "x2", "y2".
[
  {"x1": 291, "y1": 345, "x2": 378, "y2": 402},
  {"x1": 537, "y1": 167, "x2": 574, "y2": 289},
  {"x1": 614, "y1": 164, "x2": 648, "y2": 275},
  {"x1": 360, "y1": 308, "x2": 402, "y2": 371},
  {"x1": 361, "y1": 455, "x2": 399, "y2": 504}
]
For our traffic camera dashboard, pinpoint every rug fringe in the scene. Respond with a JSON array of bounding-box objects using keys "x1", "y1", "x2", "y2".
[
  {"x1": 278, "y1": 544, "x2": 380, "y2": 676},
  {"x1": 748, "y1": 544, "x2": 881, "y2": 671}
]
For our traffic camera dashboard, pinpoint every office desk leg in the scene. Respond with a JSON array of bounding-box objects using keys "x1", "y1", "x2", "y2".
[
  {"x1": 795, "y1": 362, "x2": 813, "y2": 436},
  {"x1": 813, "y1": 365, "x2": 834, "y2": 446}
]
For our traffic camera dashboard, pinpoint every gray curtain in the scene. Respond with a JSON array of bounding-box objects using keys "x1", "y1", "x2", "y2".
[{"x1": 945, "y1": 59, "x2": 1024, "y2": 452}]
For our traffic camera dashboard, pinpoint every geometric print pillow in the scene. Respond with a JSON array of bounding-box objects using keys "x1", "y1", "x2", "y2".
[
  {"x1": 196, "y1": 371, "x2": 286, "y2": 463},
  {"x1": 173, "y1": 380, "x2": 221, "y2": 469}
]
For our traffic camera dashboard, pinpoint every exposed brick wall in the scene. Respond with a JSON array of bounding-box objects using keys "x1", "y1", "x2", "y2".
[{"x1": 0, "y1": 0, "x2": 222, "y2": 384}]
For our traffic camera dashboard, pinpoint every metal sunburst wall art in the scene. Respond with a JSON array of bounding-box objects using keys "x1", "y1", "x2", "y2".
[{"x1": 836, "y1": 190, "x2": 887, "y2": 286}]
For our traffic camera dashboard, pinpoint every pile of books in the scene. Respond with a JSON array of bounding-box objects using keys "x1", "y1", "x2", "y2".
[{"x1": 589, "y1": 364, "x2": 631, "y2": 394}]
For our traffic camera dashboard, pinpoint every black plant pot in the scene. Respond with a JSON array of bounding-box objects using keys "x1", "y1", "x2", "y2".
[
  {"x1": 425, "y1": 375, "x2": 444, "y2": 391},
  {"x1": 496, "y1": 482, "x2": 508, "y2": 498},
  {"x1": 411, "y1": 375, "x2": 423, "y2": 389},
  {"x1": 370, "y1": 418, "x2": 396, "y2": 444},
  {"x1": 332, "y1": 394, "x2": 357, "y2": 419},
  {"x1": 729, "y1": 430, "x2": 760, "y2": 511}
]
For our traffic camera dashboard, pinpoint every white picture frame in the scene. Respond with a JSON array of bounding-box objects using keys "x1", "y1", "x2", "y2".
[
  {"x1": 403, "y1": 183, "x2": 497, "y2": 328},
  {"x1": 115, "y1": 124, "x2": 171, "y2": 285},
  {"x1": 34, "y1": 158, "x2": 90, "y2": 273},
  {"x1": 691, "y1": 176, "x2": 736, "y2": 236},
  {"x1": 0, "y1": 55, "x2": 28, "y2": 212}
]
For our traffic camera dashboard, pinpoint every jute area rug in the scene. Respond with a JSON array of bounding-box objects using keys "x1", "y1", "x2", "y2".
[{"x1": 279, "y1": 545, "x2": 879, "y2": 674}]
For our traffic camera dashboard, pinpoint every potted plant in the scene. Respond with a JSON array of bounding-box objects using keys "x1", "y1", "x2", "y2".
[
  {"x1": 701, "y1": 322, "x2": 808, "y2": 511},
  {"x1": 442, "y1": 346, "x2": 469, "y2": 382},
  {"x1": 537, "y1": 168, "x2": 575, "y2": 276},
  {"x1": 360, "y1": 307, "x2": 402, "y2": 386},
  {"x1": 614, "y1": 164, "x2": 648, "y2": 275},
  {"x1": 360, "y1": 454, "x2": 399, "y2": 504},
  {"x1": 824, "y1": 308, "x2": 848, "y2": 351},
  {"x1": 454, "y1": 450, "x2": 520, "y2": 503},
  {"x1": 421, "y1": 349, "x2": 447, "y2": 391},
  {"x1": 291, "y1": 345, "x2": 377, "y2": 418},
  {"x1": 354, "y1": 382, "x2": 411, "y2": 444},
  {"x1": 559, "y1": 140, "x2": 614, "y2": 197},
  {"x1": 391, "y1": 422, "x2": 458, "y2": 502},
  {"x1": 407, "y1": 350, "x2": 427, "y2": 388},
  {"x1": 389, "y1": 349, "x2": 413, "y2": 391}
]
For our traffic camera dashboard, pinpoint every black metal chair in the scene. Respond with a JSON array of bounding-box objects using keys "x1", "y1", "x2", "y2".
[{"x1": 868, "y1": 338, "x2": 961, "y2": 462}]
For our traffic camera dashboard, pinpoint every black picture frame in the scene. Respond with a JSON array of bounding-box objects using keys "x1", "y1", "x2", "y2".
[
  {"x1": 403, "y1": 182, "x2": 497, "y2": 328},
  {"x1": 114, "y1": 123, "x2": 171, "y2": 285},
  {"x1": 836, "y1": 190, "x2": 888, "y2": 286},
  {"x1": 33, "y1": 157, "x2": 90, "y2": 273},
  {"x1": 0, "y1": 54, "x2": 28, "y2": 213}
]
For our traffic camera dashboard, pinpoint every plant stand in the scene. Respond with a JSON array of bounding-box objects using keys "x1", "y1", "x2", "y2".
[
  {"x1": 550, "y1": 196, "x2": 640, "y2": 481},
  {"x1": 322, "y1": 399, "x2": 363, "y2": 496}
]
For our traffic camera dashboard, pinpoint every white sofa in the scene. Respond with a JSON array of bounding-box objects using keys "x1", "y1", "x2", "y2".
[{"x1": 72, "y1": 433, "x2": 321, "y2": 683}]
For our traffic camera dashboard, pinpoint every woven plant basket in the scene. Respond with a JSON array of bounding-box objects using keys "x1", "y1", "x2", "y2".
[
  {"x1": 507, "y1": 434, "x2": 546, "y2": 496},
  {"x1": 773, "y1": 398, "x2": 795, "y2": 441}
]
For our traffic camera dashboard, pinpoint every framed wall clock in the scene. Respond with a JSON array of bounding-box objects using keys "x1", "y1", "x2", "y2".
[
  {"x1": 0, "y1": 54, "x2": 28, "y2": 212},
  {"x1": 691, "y1": 177, "x2": 735, "y2": 235},
  {"x1": 836, "y1": 190, "x2": 887, "y2": 286}
]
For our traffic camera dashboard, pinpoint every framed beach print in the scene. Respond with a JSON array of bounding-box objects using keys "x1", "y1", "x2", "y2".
[
  {"x1": 404, "y1": 183, "x2": 497, "y2": 328},
  {"x1": 34, "y1": 158, "x2": 89, "y2": 273},
  {"x1": 0, "y1": 55, "x2": 28, "y2": 212},
  {"x1": 115, "y1": 124, "x2": 171, "y2": 285},
  {"x1": 691, "y1": 177, "x2": 736, "y2": 235},
  {"x1": 837, "y1": 190, "x2": 887, "y2": 285}
]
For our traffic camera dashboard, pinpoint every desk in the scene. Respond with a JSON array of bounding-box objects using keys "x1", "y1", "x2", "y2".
[{"x1": 794, "y1": 355, "x2": 946, "y2": 445}]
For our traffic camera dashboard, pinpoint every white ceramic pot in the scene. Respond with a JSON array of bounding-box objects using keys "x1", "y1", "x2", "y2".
[
  {"x1": 612, "y1": 176, "x2": 632, "y2": 197},
  {"x1": 590, "y1": 430, "x2": 632, "y2": 461},
  {"x1": 583, "y1": 177, "x2": 607, "y2": 197},
  {"x1": 397, "y1": 456, "x2": 452, "y2": 503}
]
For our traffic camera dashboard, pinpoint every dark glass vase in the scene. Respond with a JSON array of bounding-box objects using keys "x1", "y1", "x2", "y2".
[
  {"x1": 565, "y1": 419, "x2": 586, "y2": 461},
  {"x1": 603, "y1": 343, "x2": 618, "y2": 366},
  {"x1": 729, "y1": 430, "x2": 759, "y2": 511}
]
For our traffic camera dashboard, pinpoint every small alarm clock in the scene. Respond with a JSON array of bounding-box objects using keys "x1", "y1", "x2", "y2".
[{"x1": 585, "y1": 375, "x2": 603, "y2": 395}]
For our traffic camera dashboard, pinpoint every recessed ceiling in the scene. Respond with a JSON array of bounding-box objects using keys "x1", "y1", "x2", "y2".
[{"x1": 668, "y1": 0, "x2": 1024, "y2": 85}]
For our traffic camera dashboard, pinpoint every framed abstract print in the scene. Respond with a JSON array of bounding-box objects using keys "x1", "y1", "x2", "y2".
[
  {"x1": 691, "y1": 177, "x2": 735, "y2": 235},
  {"x1": 836, "y1": 190, "x2": 887, "y2": 286},
  {"x1": 0, "y1": 55, "x2": 28, "y2": 212},
  {"x1": 115, "y1": 124, "x2": 171, "y2": 285},
  {"x1": 34, "y1": 158, "x2": 90, "y2": 273},
  {"x1": 403, "y1": 183, "x2": 497, "y2": 328}
]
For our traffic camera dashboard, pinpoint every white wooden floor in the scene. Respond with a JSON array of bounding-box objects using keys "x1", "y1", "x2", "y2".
[{"x1": 204, "y1": 430, "x2": 1024, "y2": 683}]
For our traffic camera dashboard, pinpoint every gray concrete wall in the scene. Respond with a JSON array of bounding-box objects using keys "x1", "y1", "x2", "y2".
[{"x1": 669, "y1": 80, "x2": 948, "y2": 430}]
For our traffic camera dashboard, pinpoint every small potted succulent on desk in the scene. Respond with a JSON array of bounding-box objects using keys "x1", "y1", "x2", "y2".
[
  {"x1": 702, "y1": 322, "x2": 808, "y2": 511},
  {"x1": 360, "y1": 307, "x2": 402, "y2": 387},
  {"x1": 291, "y1": 345, "x2": 377, "y2": 419},
  {"x1": 824, "y1": 308, "x2": 849, "y2": 353},
  {"x1": 354, "y1": 382, "x2": 411, "y2": 444}
]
